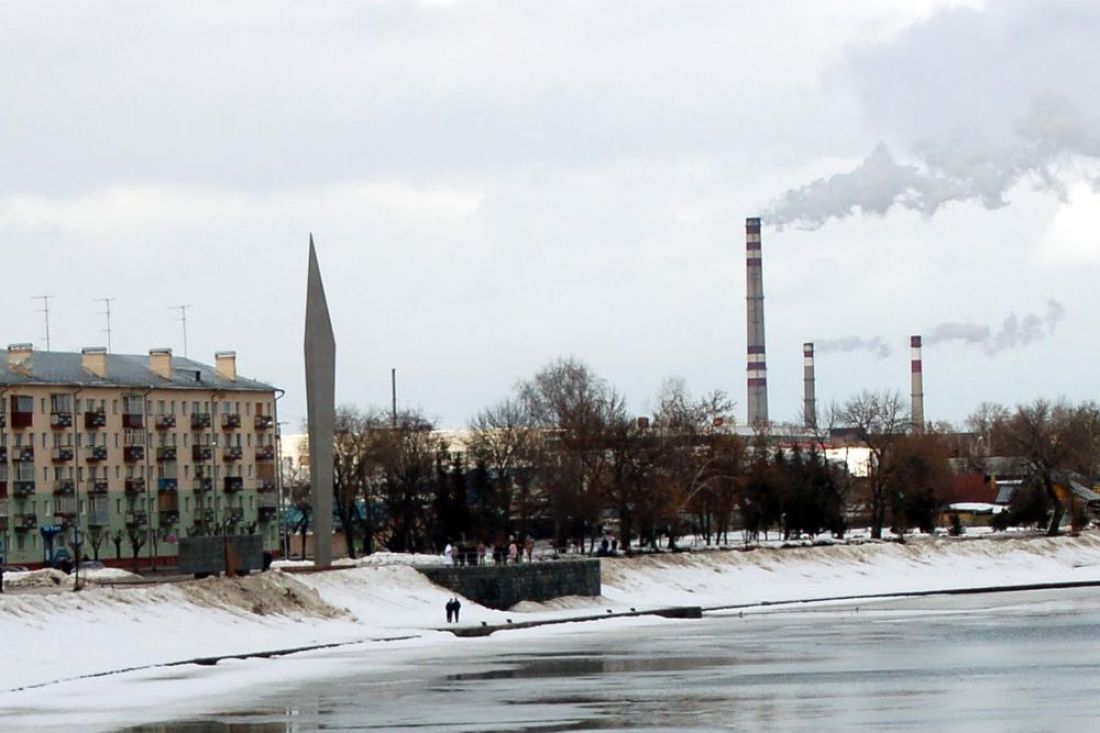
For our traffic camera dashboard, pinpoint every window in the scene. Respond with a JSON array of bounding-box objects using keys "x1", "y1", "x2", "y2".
[
  {"x1": 122, "y1": 395, "x2": 142, "y2": 415},
  {"x1": 112, "y1": 400, "x2": 118, "y2": 415},
  {"x1": 157, "y1": 400, "x2": 165, "y2": 415}
]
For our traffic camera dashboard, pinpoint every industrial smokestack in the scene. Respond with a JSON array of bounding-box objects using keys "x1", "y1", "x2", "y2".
[
  {"x1": 803, "y1": 342, "x2": 816, "y2": 430},
  {"x1": 910, "y1": 335, "x2": 924, "y2": 432},
  {"x1": 745, "y1": 217, "x2": 769, "y2": 426}
]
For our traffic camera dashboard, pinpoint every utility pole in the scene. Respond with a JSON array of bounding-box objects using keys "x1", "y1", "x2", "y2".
[
  {"x1": 391, "y1": 368, "x2": 397, "y2": 427},
  {"x1": 95, "y1": 297, "x2": 115, "y2": 352},
  {"x1": 171, "y1": 305, "x2": 191, "y2": 357},
  {"x1": 32, "y1": 295, "x2": 53, "y2": 350}
]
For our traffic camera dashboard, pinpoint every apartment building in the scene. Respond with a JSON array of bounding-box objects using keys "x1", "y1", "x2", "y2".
[{"x1": 0, "y1": 344, "x2": 280, "y2": 567}]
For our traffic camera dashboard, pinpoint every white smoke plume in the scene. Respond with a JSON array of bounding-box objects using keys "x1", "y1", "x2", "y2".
[
  {"x1": 924, "y1": 300, "x2": 1066, "y2": 355},
  {"x1": 815, "y1": 336, "x2": 892, "y2": 359},
  {"x1": 766, "y1": 94, "x2": 1100, "y2": 229}
]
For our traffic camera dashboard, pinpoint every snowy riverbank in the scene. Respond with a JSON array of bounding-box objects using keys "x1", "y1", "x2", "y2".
[{"x1": 3, "y1": 532, "x2": 1100, "y2": 730}]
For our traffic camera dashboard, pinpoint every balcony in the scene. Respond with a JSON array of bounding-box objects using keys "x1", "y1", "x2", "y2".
[
  {"x1": 13, "y1": 481, "x2": 35, "y2": 498},
  {"x1": 16, "y1": 446, "x2": 35, "y2": 462},
  {"x1": 156, "y1": 446, "x2": 177, "y2": 462},
  {"x1": 54, "y1": 511, "x2": 76, "y2": 528},
  {"x1": 125, "y1": 478, "x2": 146, "y2": 495},
  {"x1": 125, "y1": 510, "x2": 148, "y2": 528},
  {"x1": 192, "y1": 445, "x2": 213, "y2": 462},
  {"x1": 155, "y1": 414, "x2": 177, "y2": 430},
  {"x1": 255, "y1": 445, "x2": 276, "y2": 461},
  {"x1": 158, "y1": 510, "x2": 180, "y2": 526},
  {"x1": 122, "y1": 445, "x2": 144, "y2": 462},
  {"x1": 10, "y1": 410, "x2": 33, "y2": 429},
  {"x1": 223, "y1": 446, "x2": 243, "y2": 462},
  {"x1": 157, "y1": 478, "x2": 178, "y2": 493},
  {"x1": 0, "y1": 516, "x2": 7, "y2": 532},
  {"x1": 0, "y1": 412, "x2": 5, "y2": 427},
  {"x1": 53, "y1": 479, "x2": 76, "y2": 496},
  {"x1": 87, "y1": 509, "x2": 110, "y2": 526},
  {"x1": 87, "y1": 446, "x2": 108, "y2": 462},
  {"x1": 191, "y1": 413, "x2": 212, "y2": 430},
  {"x1": 0, "y1": 446, "x2": 6, "y2": 462},
  {"x1": 15, "y1": 513, "x2": 38, "y2": 531},
  {"x1": 84, "y1": 410, "x2": 107, "y2": 429},
  {"x1": 226, "y1": 507, "x2": 244, "y2": 524},
  {"x1": 224, "y1": 476, "x2": 244, "y2": 493},
  {"x1": 51, "y1": 446, "x2": 75, "y2": 463},
  {"x1": 194, "y1": 509, "x2": 215, "y2": 526},
  {"x1": 87, "y1": 479, "x2": 110, "y2": 495},
  {"x1": 256, "y1": 478, "x2": 277, "y2": 494},
  {"x1": 192, "y1": 477, "x2": 213, "y2": 493},
  {"x1": 50, "y1": 411, "x2": 73, "y2": 429},
  {"x1": 0, "y1": 480, "x2": 6, "y2": 498},
  {"x1": 257, "y1": 506, "x2": 277, "y2": 522},
  {"x1": 254, "y1": 414, "x2": 274, "y2": 430},
  {"x1": 220, "y1": 413, "x2": 242, "y2": 430},
  {"x1": 122, "y1": 413, "x2": 143, "y2": 429}
]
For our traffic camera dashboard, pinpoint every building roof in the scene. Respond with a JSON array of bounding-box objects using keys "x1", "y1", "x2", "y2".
[{"x1": 0, "y1": 349, "x2": 275, "y2": 392}]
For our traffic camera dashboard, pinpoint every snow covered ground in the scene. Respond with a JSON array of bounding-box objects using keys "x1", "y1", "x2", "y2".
[{"x1": 2, "y1": 532, "x2": 1100, "y2": 730}]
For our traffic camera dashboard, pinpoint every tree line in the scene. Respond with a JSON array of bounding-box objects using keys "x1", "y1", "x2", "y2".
[{"x1": 284, "y1": 358, "x2": 1100, "y2": 557}]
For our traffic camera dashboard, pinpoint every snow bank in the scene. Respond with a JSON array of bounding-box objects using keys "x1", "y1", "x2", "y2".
[{"x1": 4, "y1": 532, "x2": 1100, "y2": 706}]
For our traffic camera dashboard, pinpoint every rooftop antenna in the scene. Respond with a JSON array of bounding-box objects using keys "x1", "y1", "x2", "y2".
[
  {"x1": 95, "y1": 297, "x2": 115, "y2": 353},
  {"x1": 171, "y1": 304, "x2": 191, "y2": 357},
  {"x1": 32, "y1": 295, "x2": 53, "y2": 350}
]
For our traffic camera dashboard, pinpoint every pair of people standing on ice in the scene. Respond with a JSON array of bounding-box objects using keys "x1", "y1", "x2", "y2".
[{"x1": 445, "y1": 597, "x2": 462, "y2": 623}]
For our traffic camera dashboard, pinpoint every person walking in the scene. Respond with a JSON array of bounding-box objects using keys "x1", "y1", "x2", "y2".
[
  {"x1": 445, "y1": 598, "x2": 455, "y2": 623},
  {"x1": 452, "y1": 597, "x2": 461, "y2": 622}
]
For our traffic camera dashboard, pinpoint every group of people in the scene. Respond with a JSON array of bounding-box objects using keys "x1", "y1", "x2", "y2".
[
  {"x1": 442, "y1": 537, "x2": 536, "y2": 567},
  {"x1": 444, "y1": 596, "x2": 462, "y2": 623}
]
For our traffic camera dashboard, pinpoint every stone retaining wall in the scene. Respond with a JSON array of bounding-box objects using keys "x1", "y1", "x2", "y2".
[{"x1": 419, "y1": 560, "x2": 601, "y2": 610}]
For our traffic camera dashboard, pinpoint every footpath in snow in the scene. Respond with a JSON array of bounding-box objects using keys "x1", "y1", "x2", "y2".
[{"x1": 2, "y1": 532, "x2": 1100, "y2": 728}]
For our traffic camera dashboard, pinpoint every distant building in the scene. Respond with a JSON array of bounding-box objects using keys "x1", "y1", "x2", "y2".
[{"x1": 0, "y1": 344, "x2": 279, "y2": 567}]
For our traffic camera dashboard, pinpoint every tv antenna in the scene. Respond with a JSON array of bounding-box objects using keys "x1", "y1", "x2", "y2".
[
  {"x1": 171, "y1": 305, "x2": 191, "y2": 357},
  {"x1": 95, "y1": 297, "x2": 115, "y2": 352},
  {"x1": 32, "y1": 295, "x2": 53, "y2": 350}
]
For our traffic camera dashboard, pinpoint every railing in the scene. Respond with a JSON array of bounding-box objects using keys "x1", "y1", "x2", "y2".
[
  {"x1": 223, "y1": 446, "x2": 243, "y2": 461},
  {"x1": 256, "y1": 478, "x2": 277, "y2": 493},
  {"x1": 51, "y1": 447, "x2": 75, "y2": 462},
  {"x1": 84, "y1": 410, "x2": 107, "y2": 429},
  {"x1": 258, "y1": 506, "x2": 278, "y2": 522},
  {"x1": 158, "y1": 510, "x2": 180, "y2": 525},
  {"x1": 254, "y1": 414, "x2": 274, "y2": 430},
  {"x1": 224, "y1": 476, "x2": 244, "y2": 493},
  {"x1": 124, "y1": 478, "x2": 146, "y2": 495},
  {"x1": 226, "y1": 508, "x2": 244, "y2": 523},
  {"x1": 255, "y1": 446, "x2": 276, "y2": 461},
  {"x1": 50, "y1": 412, "x2": 73, "y2": 428},
  {"x1": 87, "y1": 446, "x2": 108, "y2": 462},
  {"x1": 193, "y1": 477, "x2": 213, "y2": 492},
  {"x1": 125, "y1": 510, "x2": 148, "y2": 527},
  {"x1": 87, "y1": 480, "x2": 110, "y2": 494},
  {"x1": 53, "y1": 479, "x2": 76, "y2": 495},
  {"x1": 191, "y1": 413, "x2": 212, "y2": 429},
  {"x1": 124, "y1": 446, "x2": 145, "y2": 462},
  {"x1": 122, "y1": 413, "x2": 143, "y2": 429},
  {"x1": 156, "y1": 447, "x2": 177, "y2": 462},
  {"x1": 13, "y1": 481, "x2": 35, "y2": 498},
  {"x1": 220, "y1": 413, "x2": 241, "y2": 430},
  {"x1": 192, "y1": 445, "x2": 213, "y2": 461},
  {"x1": 87, "y1": 509, "x2": 110, "y2": 526},
  {"x1": 16, "y1": 513, "x2": 38, "y2": 530},
  {"x1": 10, "y1": 410, "x2": 33, "y2": 429},
  {"x1": 16, "y1": 446, "x2": 35, "y2": 462},
  {"x1": 0, "y1": 446, "x2": 7, "y2": 462},
  {"x1": 158, "y1": 478, "x2": 179, "y2": 492},
  {"x1": 155, "y1": 415, "x2": 177, "y2": 429}
]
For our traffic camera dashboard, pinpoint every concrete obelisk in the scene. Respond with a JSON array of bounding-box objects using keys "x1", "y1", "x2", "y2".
[{"x1": 304, "y1": 235, "x2": 335, "y2": 567}]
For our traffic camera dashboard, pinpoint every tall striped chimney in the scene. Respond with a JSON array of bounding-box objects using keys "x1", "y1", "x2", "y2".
[
  {"x1": 745, "y1": 217, "x2": 769, "y2": 426},
  {"x1": 910, "y1": 335, "x2": 924, "y2": 432},
  {"x1": 803, "y1": 342, "x2": 816, "y2": 430}
]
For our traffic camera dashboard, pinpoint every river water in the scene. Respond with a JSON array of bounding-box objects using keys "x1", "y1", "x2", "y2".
[{"x1": 129, "y1": 588, "x2": 1100, "y2": 732}]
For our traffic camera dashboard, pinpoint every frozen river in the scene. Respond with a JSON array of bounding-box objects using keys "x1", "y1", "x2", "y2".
[{"x1": 129, "y1": 588, "x2": 1100, "y2": 732}]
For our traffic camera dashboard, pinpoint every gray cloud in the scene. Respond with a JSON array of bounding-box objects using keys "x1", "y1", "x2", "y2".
[{"x1": 766, "y1": 95, "x2": 1100, "y2": 229}]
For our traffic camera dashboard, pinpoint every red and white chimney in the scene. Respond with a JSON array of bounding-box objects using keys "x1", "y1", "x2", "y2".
[
  {"x1": 910, "y1": 335, "x2": 924, "y2": 432},
  {"x1": 745, "y1": 217, "x2": 769, "y2": 426},
  {"x1": 803, "y1": 342, "x2": 816, "y2": 430}
]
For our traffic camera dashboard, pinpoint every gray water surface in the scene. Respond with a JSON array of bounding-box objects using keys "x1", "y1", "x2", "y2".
[{"x1": 128, "y1": 588, "x2": 1100, "y2": 732}]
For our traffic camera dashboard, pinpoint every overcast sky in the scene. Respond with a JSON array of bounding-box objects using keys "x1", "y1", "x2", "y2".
[{"x1": 2, "y1": 0, "x2": 1097, "y2": 431}]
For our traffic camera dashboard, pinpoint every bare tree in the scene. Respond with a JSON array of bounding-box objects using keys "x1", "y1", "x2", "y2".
[
  {"x1": 835, "y1": 390, "x2": 910, "y2": 539},
  {"x1": 468, "y1": 399, "x2": 542, "y2": 540}
]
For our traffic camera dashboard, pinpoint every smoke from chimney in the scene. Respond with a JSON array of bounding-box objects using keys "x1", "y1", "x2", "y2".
[
  {"x1": 925, "y1": 300, "x2": 1064, "y2": 354},
  {"x1": 765, "y1": 93, "x2": 1100, "y2": 230},
  {"x1": 815, "y1": 335, "x2": 892, "y2": 359}
]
